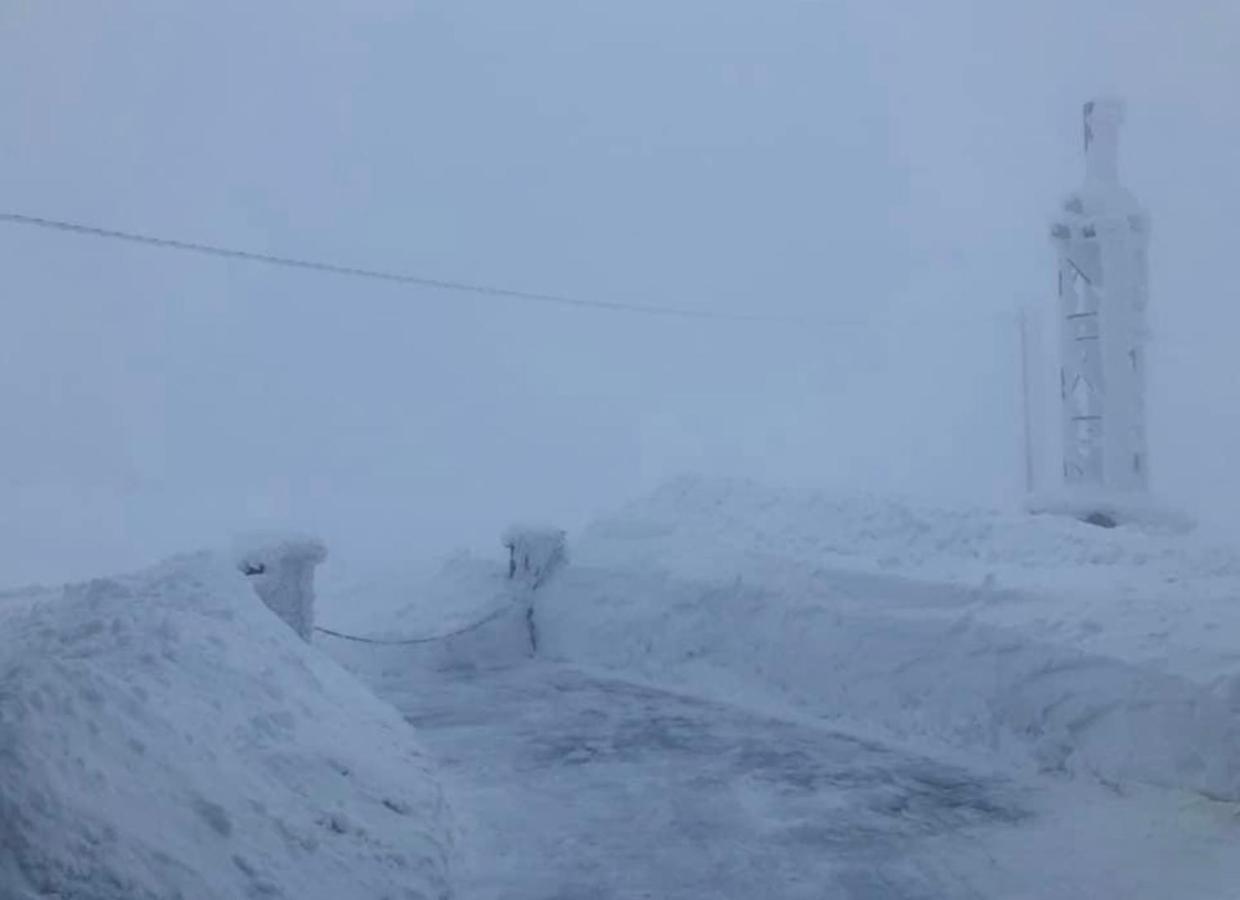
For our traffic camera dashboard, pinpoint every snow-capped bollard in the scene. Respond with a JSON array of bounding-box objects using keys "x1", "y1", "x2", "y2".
[
  {"x1": 502, "y1": 525, "x2": 567, "y2": 588},
  {"x1": 236, "y1": 536, "x2": 327, "y2": 641}
]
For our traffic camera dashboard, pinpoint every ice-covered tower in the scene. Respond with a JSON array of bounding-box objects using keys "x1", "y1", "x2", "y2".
[{"x1": 1050, "y1": 98, "x2": 1150, "y2": 500}]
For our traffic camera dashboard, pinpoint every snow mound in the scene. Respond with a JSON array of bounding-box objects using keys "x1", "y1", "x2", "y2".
[
  {"x1": 0, "y1": 553, "x2": 453, "y2": 900},
  {"x1": 586, "y1": 477, "x2": 1240, "y2": 580},
  {"x1": 534, "y1": 477, "x2": 1240, "y2": 799}
]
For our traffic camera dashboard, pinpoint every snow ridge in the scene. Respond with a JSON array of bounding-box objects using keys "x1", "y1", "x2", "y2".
[
  {"x1": 0, "y1": 553, "x2": 453, "y2": 900},
  {"x1": 534, "y1": 477, "x2": 1240, "y2": 799}
]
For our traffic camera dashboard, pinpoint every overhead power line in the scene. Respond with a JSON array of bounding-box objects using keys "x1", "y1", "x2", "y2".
[{"x1": 0, "y1": 211, "x2": 783, "y2": 323}]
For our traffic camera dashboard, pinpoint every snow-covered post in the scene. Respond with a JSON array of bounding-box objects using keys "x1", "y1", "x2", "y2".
[
  {"x1": 1048, "y1": 98, "x2": 1150, "y2": 514},
  {"x1": 236, "y1": 536, "x2": 327, "y2": 641},
  {"x1": 501, "y1": 525, "x2": 567, "y2": 589}
]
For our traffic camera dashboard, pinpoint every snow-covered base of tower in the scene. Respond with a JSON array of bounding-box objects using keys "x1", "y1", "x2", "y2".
[
  {"x1": 0, "y1": 554, "x2": 453, "y2": 900},
  {"x1": 1026, "y1": 488, "x2": 1194, "y2": 532}
]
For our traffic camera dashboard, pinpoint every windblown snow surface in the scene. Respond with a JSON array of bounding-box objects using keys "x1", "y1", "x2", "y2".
[
  {"x1": 0, "y1": 553, "x2": 453, "y2": 900},
  {"x1": 317, "y1": 477, "x2": 1240, "y2": 897},
  {"x1": 531, "y1": 477, "x2": 1240, "y2": 800}
]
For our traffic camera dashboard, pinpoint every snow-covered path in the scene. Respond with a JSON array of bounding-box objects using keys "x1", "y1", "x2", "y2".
[
  {"x1": 395, "y1": 661, "x2": 1028, "y2": 899},
  {"x1": 335, "y1": 650, "x2": 1025, "y2": 899},
  {"x1": 329, "y1": 644, "x2": 1240, "y2": 900}
]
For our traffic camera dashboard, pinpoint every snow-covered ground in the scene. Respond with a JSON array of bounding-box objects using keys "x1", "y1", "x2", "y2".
[
  {"x1": 326, "y1": 617, "x2": 1240, "y2": 899},
  {"x1": 529, "y1": 477, "x2": 1240, "y2": 799},
  {"x1": 0, "y1": 553, "x2": 453, "y2": 900},
  {"x1": 312, "y1": 476, "x2": 1240, "y2": 895},
  {"x1": 7, "y1": 475, "x2": 1240, "y2": 897}
]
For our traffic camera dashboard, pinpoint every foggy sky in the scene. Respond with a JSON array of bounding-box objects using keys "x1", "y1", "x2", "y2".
[{"x1": 2, "y1": 1, "x2": 1238, "y2": 586}]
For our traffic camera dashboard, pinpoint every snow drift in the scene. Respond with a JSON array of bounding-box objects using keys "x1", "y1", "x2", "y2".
[
  {"x1": 0, "y1": 553, "x2": 453, "y2": 900},
  {"x1": 533, "y1": 477, "x2": 1240, "y2": 800}
]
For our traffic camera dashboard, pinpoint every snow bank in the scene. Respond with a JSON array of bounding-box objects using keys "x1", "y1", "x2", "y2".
[
  {"x1": 0, "y1": 553, "x2": 453, "y2": 900},
  {"x1": 534, "y1": 477, "x2": 1240, "y2": 799}
]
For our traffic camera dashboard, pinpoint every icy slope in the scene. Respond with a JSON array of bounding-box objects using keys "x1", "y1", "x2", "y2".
[
  {"x1": 0, "y1": 553, "x2": 453, "y2": 900},
  {"x1": 534, "y1": 477, "x2": 1240, "y2": 799}
]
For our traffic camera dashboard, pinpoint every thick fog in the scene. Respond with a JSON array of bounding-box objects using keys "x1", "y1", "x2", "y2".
[{"x1": 2, "y1": 1, "x2": 1237, "y2": 586}]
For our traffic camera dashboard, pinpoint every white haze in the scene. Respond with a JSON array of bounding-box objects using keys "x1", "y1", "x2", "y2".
[{"x1": 1, "y1": 0, "x2": 1237, "y2": 586}]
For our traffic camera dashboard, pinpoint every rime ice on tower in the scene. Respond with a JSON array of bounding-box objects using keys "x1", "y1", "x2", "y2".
[{"x1": 1050, "y1": 98, "x2": 1150, "y2": 512}]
